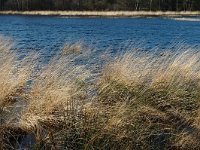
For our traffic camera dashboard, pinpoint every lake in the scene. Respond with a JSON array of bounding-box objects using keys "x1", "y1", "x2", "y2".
[
  {"x1": 0, "y1": 15, "x2": 200, "y2": 57},
  {"x1": 1, "y1": 14, "x2": 200, "y2": 150}
]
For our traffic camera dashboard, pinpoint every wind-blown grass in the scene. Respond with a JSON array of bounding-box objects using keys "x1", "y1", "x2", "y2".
[
  {"x1": 0, "y1": 38, "x2": 200, "y2": 149},
  {"x1": 19, "y1": 52, "x2": 91, "y2": 149},
  {"x1": 0, "y1": 37, "x2": 37, "y2": 149},
  {"x1": 94, "y1": 49, "x2": 200, "y2": 149}
]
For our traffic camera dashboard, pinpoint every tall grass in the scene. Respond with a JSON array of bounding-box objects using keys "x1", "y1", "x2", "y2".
[
  {"x1": 19, "y1": 50, "x2": 91, "y2": 149},
  {"x1": 95, "y1": 49, "x2": 200, "y2": 149},
  {"x1": 0, "y1": 38, "x2": 200, "y2": 149},
  {"x1": 0, "y1": 37, "x2": 37, "y2": 149}
]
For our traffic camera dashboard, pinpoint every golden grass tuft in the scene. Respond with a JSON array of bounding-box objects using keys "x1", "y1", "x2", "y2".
[
  {"x1": 95, "y1": 48, "x2": 200, "y2": 149},
  {"x1": 62, "y1": 42, "x2": 82, "y2": 55},
  {"x1": 18, "y1": 47, "x2": 92, "y2": 149},
  {"x1": 0, "y1": 37, "x2": 37, "y2": 149},
  {"x1": 0, "y1": 37, "x2": 36, "y2": 120},
  {"x1": 20, "y1": 54, "x2": 90, "y2": 129}
]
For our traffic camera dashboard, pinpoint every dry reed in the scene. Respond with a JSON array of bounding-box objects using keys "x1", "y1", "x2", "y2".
[{"x1": 0, "y1": 11, "x2": 200, "y2": 17}]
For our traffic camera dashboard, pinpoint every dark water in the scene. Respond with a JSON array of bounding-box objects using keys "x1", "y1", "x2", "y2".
[{"x1": 0, "y1": 15, "x2": 200, "y2": 56}]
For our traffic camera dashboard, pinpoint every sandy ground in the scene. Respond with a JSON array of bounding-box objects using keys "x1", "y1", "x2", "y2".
[{"x1": 0, "y1": 11, "x2": 200, "y2": 17}]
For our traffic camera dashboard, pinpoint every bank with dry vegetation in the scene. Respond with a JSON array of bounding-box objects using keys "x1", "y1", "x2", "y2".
[
  {"x1": 0, "y1": 37, "x2": 200, "y2": 149},
  {"x1": 0, "y1": 11, "x2": 200, "y2": 17}
]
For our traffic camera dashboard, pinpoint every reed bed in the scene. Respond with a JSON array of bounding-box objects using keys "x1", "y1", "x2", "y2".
[
  {"x1": 0, "y1": 38, "x2": 200, "y2": 149},
  {"x1": 0, "y1": 11, "x2": 200, "y2": 17}
]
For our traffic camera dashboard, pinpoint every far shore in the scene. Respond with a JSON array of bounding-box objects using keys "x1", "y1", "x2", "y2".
[{"x1": 0, "y1": 11, "x2": 200, "y2": 17}]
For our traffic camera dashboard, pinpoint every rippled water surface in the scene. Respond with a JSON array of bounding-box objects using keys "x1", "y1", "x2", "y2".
[{"x1": 0, "y1": 15, "x2": 200, "y2": 55}]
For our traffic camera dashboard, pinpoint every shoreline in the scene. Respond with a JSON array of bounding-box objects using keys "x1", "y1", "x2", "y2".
[{"x1": 0, "y1": 11, "x2": 200, "y2": 17}]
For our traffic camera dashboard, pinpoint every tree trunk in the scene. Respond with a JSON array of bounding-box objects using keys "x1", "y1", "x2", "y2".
[
  {"x1": 150, "y1": 0, "x2": 152, "y2": 11},
  {"x1": 176, "y1": 0, "x2": 178, "y2": 11}
]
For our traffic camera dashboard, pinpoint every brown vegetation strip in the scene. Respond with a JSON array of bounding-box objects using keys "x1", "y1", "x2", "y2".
[{"x1": 0, "y1": 11, "x2": 200, "y2": 17}]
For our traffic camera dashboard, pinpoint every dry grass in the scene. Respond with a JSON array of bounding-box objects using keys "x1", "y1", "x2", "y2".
[
  {"x1": 0, "y1": 37, "x2": 35, "y2": 120},
  {"x1": 18, "y1": 45, "x2": 92, "y2": 149},
  {"x1": 94, "y1": 48, "x2": 200, "y2": 149},
  {"x1": 0, "y1": 37, "x2": 37, "y2": 149},
  {"x1": 62, "y1": 42, "x2": 82, "y2": 55},
  {"x1": 1, "y1": 38, "x2": 200, "y2": 149},
  {"x1": 0, "y1": 11, "x2": 200, "y2": 17}
]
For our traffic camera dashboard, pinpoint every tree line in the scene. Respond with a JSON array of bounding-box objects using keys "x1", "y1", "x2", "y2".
[{"x1": 0, "y1": 0, "x2": 200, "y2": 11}]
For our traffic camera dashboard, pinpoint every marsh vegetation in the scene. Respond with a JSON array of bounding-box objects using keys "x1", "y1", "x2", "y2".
[
  {"x1": 1, "y1": 11, "x2": 200, "y2": 17},
  {"x1": 0, "y1": 37, "x2": 200, "y2": 149}
]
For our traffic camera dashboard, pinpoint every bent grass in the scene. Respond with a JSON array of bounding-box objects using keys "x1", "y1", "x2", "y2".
[
  {"x1": 95, "y1": 49, "x2": 200, "y2": 149},
  {"x1": 0, "y1": 37, "x2": 37, "y2": 149},
  {"x1": 0, "y1": 38, "x2": 200, "y2": 149}
]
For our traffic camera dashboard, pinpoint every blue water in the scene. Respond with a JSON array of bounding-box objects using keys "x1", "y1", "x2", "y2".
[{"x1": 0, "y1": 15, "x2": 200, "y2": 56}]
